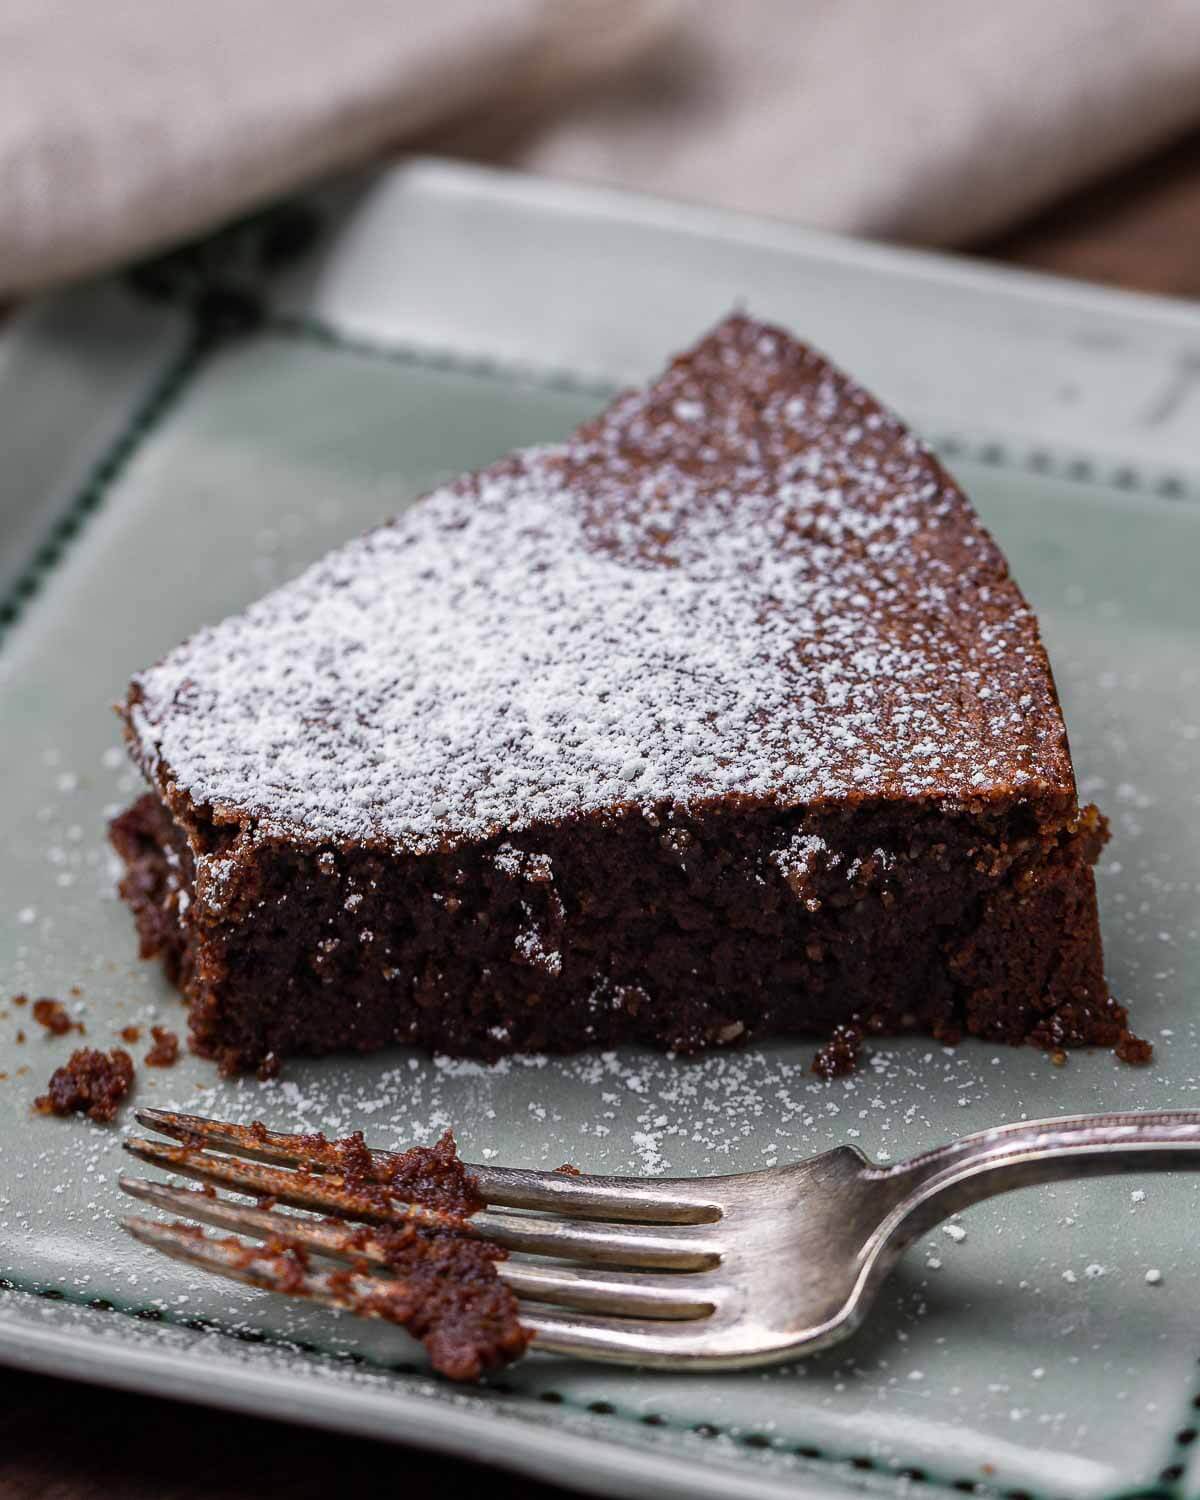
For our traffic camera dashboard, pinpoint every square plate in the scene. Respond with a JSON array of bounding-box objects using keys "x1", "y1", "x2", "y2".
[{"x1": 2, "y1": 159, "x2": 1199, "y2": 1500}]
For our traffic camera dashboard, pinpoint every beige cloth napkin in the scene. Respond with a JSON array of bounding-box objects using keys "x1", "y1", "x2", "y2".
[
  {"x1": 0, "y1": 0, "x2": 674, "y2": 295},
  {"x1": 4, "y1": 0, "x2": 1200, "y2": 296},
  {"x1": 512, "y1": 0, "x2": 1200, "y2": 248}
]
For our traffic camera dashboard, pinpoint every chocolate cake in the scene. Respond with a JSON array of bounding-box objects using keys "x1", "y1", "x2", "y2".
[{"x1": 112, "y1": 313, "x2": 1129, "y2": 1074}]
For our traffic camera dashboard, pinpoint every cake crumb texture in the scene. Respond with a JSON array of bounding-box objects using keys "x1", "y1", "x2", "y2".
[{"x1": 35, "y1": 1048, "x2": 134, "y2": 1123}]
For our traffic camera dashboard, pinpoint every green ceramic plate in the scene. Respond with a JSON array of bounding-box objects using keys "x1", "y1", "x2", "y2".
[{"x1": 1, "y1": 160, "x2": 1199, "y2": 1500}]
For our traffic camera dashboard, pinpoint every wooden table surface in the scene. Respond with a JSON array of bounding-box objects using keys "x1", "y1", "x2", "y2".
[{"x1": 3, "y1": 133, "x2": 1199, "y2": 1500}]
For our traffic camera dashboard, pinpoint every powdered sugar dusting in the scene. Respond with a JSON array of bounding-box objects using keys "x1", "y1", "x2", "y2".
[{"x1": 126, "y1": 315, "x2": 1069, "y2": 852}]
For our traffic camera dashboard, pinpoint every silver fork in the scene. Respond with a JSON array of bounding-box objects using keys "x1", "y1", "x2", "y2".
[{"x1": 121, "y1": 1106, "x2": 1200, "y2": 1371}]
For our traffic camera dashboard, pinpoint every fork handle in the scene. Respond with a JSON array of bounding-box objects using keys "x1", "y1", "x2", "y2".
[{"x1": 877, "y1": 1111, "x2": 1200, "y2": 1244}]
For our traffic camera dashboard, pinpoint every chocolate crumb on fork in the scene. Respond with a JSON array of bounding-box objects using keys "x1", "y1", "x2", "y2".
[{"x1": 123, "y1": 1112, "x2": 527, "y2": 1380}]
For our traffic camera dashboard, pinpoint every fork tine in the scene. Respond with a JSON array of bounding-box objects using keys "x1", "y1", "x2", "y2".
[
  {"x1": 499, "y1": 1261, "x2": 716, "y2": 1319},
  {"x1": 123, "y1": 1139, "x2": 718, "y2": 1269},
  {"x1": 123, "y1": 1136, "x2": 471, "y2": 1232},
  {"x1": 118, "y1": 1176, "x2": 402, "y2": 1263},
  {"x1": 471, "y1": 1210, "x2": 719, "y2": 1269},
  {"x1": 121, "y1": 1216, "x2": 402, "y2": 1318},
  {"x1": 132, "y1": 1108, "x2": 382, "y2": 1175},
  {"x1": 123, "y1": 1215, "x2": 561, "y2": 1339},
  {"x1": 120, "y1": 1177, "x2": 716, "y2": 1319},
  {"x1": 126, "y1": 1134, "x2": 720, "y2": 1270},
  {"x1": 122, "y1": 1218, "x2": 719, "y2": 1350},
  {"x1": 134, "y1": 1108, "x2": 720, "y2": 1224},
  {"x1": 465, "y1": 1164, "x2": 720, "y2": 1224},
  {"x1": 519, "y1": 1307, "x2": 716, "y2": 1365}
]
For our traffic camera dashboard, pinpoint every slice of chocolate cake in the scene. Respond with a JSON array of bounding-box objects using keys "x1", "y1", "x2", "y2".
[{"x1": 112, "y1": 313, "x2": 1131, "y2": 1074}]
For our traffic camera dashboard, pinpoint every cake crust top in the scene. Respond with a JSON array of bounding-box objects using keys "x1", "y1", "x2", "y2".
[{"x1": 125, "y1": 314, "x2": 1075, "y2": 853}]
